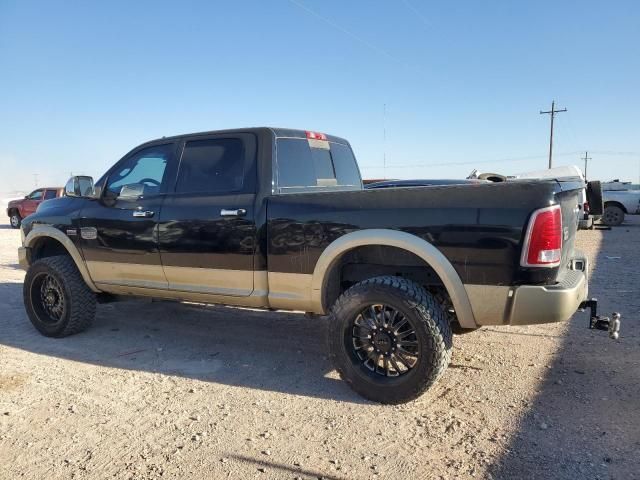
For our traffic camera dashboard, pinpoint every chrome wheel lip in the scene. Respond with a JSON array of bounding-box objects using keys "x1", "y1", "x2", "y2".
[{"x1": 350, "y1": 304, "x2": 420, "y2": 378}]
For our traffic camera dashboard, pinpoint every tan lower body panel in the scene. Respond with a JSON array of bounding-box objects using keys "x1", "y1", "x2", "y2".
[
  {"x1": 267, "y1": 272, "x2": 315, "y2": 312},
  {"x1": 163, "y1": 265, "x2": 255, "y2": 297},
  {"x1": 89, "y1": 261, "x2": 276, "y2": 309},
  {"x1": 86, "y1": 261, "x2": 168, "y2": 290},
  {"x1": 466, "y1": 268, "x2": 588, "y2": 326},
  {"x1": 465, "y1": 284, "x2": 513, "y2": 325}
]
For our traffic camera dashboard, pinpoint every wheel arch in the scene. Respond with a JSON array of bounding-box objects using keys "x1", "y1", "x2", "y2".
[
  {"x1": 604, "y1": 200, "x2": 628, "y2": 213},
  {"x1": 24, "y1": 226, "x2": 100, "y2": 293},
  {"x1": 311, "y1": 229, "x2": 477, "y2": 328}
]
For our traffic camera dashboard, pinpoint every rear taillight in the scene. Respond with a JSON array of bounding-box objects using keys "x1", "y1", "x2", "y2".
[
  {"x1": 583, "y1": 202, "x2": 590, "y2": 214},
  {"x1": 521, "y1": 205, "x2": 563, "y2": 267}
]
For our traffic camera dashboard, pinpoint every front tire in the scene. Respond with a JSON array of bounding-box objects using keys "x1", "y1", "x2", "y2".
[
  {"x1": 328, "y1": 276, "x2": 453, "y2": 404},
  {"x1": 9, "y1": 211, "x2": 21, "y2": 229},
  {"x1": 23, "y1": 255, "x2": 96, "y2": 337},
  {"x1": 603, "y1": 205, "x2": 624, "y2": 226}
]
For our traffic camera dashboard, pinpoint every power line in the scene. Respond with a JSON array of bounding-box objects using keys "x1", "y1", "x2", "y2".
[
  {"x1": 287, "y1": 0, "x2": 410, "y2": 69},
  {"x1": 540, "y1": 100, "x2": 567, "y2": 168},
  {"x1": 402, "y1": 0, "x2": 432, "y2": 28},
  {"x1": 590, "y1": 150, "x2": 640, "y2": 156}
]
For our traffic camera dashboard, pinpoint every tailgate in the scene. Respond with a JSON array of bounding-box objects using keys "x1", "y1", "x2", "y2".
[{"x1": 554, "y1": 179, "x2": 583, "y2": 281}]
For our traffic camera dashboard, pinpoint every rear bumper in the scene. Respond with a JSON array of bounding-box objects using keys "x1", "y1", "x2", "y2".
[
  {"x1": 509, "y1": 266, "x2": 588, "y2": 325},
  {"x1": 465, "y1": 253, "x2": 589, "y2": 326}
]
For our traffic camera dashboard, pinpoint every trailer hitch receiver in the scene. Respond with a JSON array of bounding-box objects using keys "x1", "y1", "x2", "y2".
[{"x1": 579, "y1": 298, "x2": 621, "y2": 340}]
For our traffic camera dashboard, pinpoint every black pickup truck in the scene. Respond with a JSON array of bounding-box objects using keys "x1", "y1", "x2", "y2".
[{"x1": 19, "y1": 128, "x2": 591, "y2": 403}]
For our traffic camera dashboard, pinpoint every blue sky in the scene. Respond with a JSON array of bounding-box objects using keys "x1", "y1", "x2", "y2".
[{"x1": 1, "y1": 0, "x2": 639, "y2": 192}]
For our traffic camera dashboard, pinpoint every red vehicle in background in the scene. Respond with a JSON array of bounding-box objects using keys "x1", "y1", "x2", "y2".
[{"x1": 7, "y1": 187, "x2": 63, "y2": 228}]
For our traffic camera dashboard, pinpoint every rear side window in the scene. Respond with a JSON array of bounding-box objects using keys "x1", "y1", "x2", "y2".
[
  {"x1": 44, "y1": 190, "x2": 57, "y2": 200},
  {"x1": 175, "y1": 138, "x2": 245, "y2": 194},
  {"x1": 276, "y1": 138, "x2": 362, "y2": 193}
]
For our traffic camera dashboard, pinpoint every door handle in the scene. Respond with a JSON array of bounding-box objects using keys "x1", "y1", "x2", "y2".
[
  {"x1": 220, "y1": 208, "x2": 246, "y2": 217},
  {"x1": 132, "y1": 210, "x2": 154, "y2": 218}
]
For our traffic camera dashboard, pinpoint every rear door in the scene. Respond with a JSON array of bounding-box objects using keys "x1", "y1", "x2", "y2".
[
  {"x1": 78, "y1": 142, "x2": 178, "y2": 289},
  {"x1": 43, "y1": 189, "x2": 58, "y2": 201},
  {"x1": 158, "y1": 133, "x2": 258, "y2": 296}
]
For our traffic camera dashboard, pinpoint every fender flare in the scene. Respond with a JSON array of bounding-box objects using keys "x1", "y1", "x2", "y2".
[
  {"x1": 24, "y1": 226, "x2": 100, "y2": 293},
  {"x1": 310, "y1": 229, "x2": 477, "y2": 328},
  {"x1": 604, "y1": 200, "x2": 628, "y2": 214}
]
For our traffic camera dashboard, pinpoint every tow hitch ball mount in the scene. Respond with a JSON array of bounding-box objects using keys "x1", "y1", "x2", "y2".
[{"x1": 579, "y1": 298, "x2": 621, "y2": 340}]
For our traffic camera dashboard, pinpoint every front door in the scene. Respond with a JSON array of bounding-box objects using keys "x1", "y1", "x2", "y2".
[
  {"x1": 78, "y1": 142, "x2": 177, "y2": 290},
  {"x1": 22, "y1": 189, "x2": 44, "y2": 216},
  {"x1": 158, "y1": 133, "x2": 258, "y2": 296}
]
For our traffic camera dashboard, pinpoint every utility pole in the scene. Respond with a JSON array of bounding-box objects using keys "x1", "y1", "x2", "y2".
[
  {"x1": 582, "y1": 151, "x2": 591, "y2": 180},
  {"x1": 33, "y1": 173, "x2": 39, "y2": 187},
  {"x1": 539, "y1": 100, "x2": 567, "y2": 169}
]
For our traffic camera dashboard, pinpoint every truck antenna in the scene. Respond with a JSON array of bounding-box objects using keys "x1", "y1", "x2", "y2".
[{"x1": 383, "y1": 103, "x2": 387, "y2": 179}]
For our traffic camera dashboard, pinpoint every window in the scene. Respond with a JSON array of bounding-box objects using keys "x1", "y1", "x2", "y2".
[
  {"x1": 175, "y1": 138, "x2": 245, "y2": 194},
  {"x1": 28, "y1": 190, "x2": 43, "y2": 200},
  {"x1": 77, "y1": 178, "x2": 94, "y2": 196},
  {"x1": 44, "y1": 190, "x2": 57, "y2": 200},
  {"x1": 330, "y1": 143, "x2": 362, "y2": 188},
  {"x1": 276, "y1": 138, "x2": 362, "y2": 193},
  {"x1": 65, "y1": 178, "x2": 75, "y2": 196},
  {"x1": 106, "y1": 144, "x2": 172, "y2": 198}
]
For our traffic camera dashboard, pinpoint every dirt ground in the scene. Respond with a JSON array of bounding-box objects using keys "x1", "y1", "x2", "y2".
[{"x1": 0, "y1": 218, "x2": 638, "y2": 480}]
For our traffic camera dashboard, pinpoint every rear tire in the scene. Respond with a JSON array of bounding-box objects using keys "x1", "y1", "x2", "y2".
[
  {"x1": 9, "y1": 211, "x2": 21, "y2": 229},
  {"x1": 328, "y1": 276, "x2": 453, "y2": 404},
  {"x1": 23, "y1": 255, "x2": 96, "y2": 337},
  {"x1": 603, "y1": 205, "x2": 624, "y2": 226}
]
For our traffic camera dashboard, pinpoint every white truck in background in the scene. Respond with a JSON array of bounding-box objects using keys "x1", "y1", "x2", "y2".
[{"x1": 602, "y1": 189, "x2": 640, "y2": 226}]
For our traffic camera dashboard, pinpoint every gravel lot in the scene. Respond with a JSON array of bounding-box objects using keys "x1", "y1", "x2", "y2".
[{"x1": 0, "y1": 219, "x2": 638, "y2": 480}]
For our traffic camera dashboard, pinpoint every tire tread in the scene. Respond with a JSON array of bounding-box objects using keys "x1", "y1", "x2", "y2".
[
  {"x1": 328, "y1": 275, "x2": 453, "y2": 404},
  {"x1": 24, "y1": 255, "x2": 96, "y2": 337}
]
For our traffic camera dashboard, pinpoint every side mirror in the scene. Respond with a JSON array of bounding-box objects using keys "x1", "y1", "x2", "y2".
[{"x1": 65, "y1": 176, "x2": 96, "y2": 198}]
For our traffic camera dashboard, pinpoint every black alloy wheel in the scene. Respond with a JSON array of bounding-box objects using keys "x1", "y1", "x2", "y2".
[
  {"x1": 33, "y1": 272, "x2": 66, "y2": 323},
  {"x1": 351, "y1": 304, "x2": 420, "y2": 377}
]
